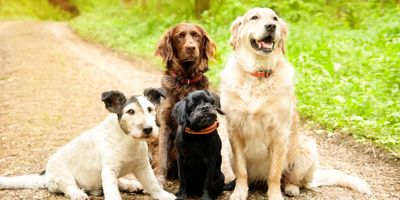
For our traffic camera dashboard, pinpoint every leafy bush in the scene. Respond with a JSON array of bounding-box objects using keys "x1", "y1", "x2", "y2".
[
  {"x1": 0, "y1": 0, "x2": 72, "y2": 20},
  {"x1": 2, "y1": 0, "x2": 398, "y2": 155},
  {"x1": 70, "y1": 0, "x2": 399, "y2": 156}
]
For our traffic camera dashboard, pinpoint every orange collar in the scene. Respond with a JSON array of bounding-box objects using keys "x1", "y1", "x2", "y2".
[
  {"x1": 184, "y1": 121, "x2": 219, "y2": 135},
  {"x1": 169, "y1": 71, "x2": 204, "y2": 85},
  {"x1": 250, "y1": 69, "x2": 273, "y2": 78}
]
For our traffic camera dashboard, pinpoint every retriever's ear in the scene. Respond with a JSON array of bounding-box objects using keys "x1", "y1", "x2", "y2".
[
  {"x1": 172, "y1": 100, "x2": 189, "y2": 126},
  {"x1": 143, "y1": 87, "x2": 166, "y2": 105},
  {"x1": 101, "y1": 91, "x2": 127, "y2": 115},
  {"x1": 155, "y1": 27, "x2": 174, "y2": 63},
  {"x1": 201, "y1": 28, "x2": 216, "y2": 61},
  {"x1": 229, "y1": 16, "x2": 243, "y2": 49},
  {"x1": 278, "y1": 18, "x2": 288, "y2": 54}
]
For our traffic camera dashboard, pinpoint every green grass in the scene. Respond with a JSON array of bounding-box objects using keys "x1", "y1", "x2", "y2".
[
  {"x1": 70, "y1": 0, "x2": 400, "y2": 156},
  {"x1": 2, "y1": 0, "x2": 400, "y2": 156},
  {"x1": 0, "y1": 0, "x2": 72, "y2": 20}
]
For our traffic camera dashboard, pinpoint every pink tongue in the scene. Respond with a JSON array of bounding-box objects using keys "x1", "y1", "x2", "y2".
[{"x1": 258, "y1": 41, "x2": 273, "y2": 49}]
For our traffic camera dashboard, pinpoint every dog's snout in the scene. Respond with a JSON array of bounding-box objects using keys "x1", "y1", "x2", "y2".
[
  {"x1": 265, "y1": 24, "x2": 276, "y2": 32},
  {"x1": 143, "y1": 127, "x2": 153, "y2": 135},
  {"x1": 201, "y1": 105, "x2": 210, "y2": 111},
  {"x1": 185, "y1": 45, "x2": 196, "y2": 53}
]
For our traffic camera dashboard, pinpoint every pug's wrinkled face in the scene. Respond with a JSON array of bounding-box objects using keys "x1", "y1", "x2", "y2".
[{"x1": 172, "y1": 90, "x2": 224, "y2": 131}]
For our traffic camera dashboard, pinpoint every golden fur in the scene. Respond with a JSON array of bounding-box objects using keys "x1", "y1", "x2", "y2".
[{"x1": 220, "y1": 8, "x2": 371, "y2": 200}]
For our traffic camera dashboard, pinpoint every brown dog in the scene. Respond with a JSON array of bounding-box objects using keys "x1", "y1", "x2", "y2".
[{"x1": 153, "y1": 23, "x2": 216, "y2": 184}]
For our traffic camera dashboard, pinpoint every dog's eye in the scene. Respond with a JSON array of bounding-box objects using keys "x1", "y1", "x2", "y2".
[
  {"x1": 188, "y1": 104, "x2": 195, "y2": 110},
  {"x1": 147, "y1": 107, "x2": 152, "y2": 112},
  {"x1": 273, "y1": 16, "x2": 278, "y2": 21},
  {"x1": 127, "y1": 109, "x2": 135, "y2": 115},
  {"x1": 250, "y1": 15, "x2": 258, "y2": 20}
]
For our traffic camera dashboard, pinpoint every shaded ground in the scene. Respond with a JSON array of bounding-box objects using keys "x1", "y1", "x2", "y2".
[{"x1": 0, "y1": 21, "x2": 399, "y2": 200}]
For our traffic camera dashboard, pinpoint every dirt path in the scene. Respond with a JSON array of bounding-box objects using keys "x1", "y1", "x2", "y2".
[{"x1": 0, "y1": 21, "x2": 398, "y2": 200}]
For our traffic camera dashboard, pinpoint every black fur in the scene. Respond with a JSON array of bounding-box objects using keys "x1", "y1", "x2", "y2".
[
  {"x1": 172, "y1": 90, "x2": 225, "y2": 200},
  {"x1": 101, "y1": 91, "x2": 127, "y2": 119}
]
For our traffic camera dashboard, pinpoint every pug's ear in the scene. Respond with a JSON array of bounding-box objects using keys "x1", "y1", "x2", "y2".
[
  {"x1": 208, "y1": 91, "x2": 224, "y2": 115},
  {"x1": 172, "y1": 100, "x2": 189, "y2": 126}
]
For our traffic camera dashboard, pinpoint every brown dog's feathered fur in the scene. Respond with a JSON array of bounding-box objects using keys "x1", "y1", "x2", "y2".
[{"x1": 152, "y1": 23, "x2": 216, "y2": 182}]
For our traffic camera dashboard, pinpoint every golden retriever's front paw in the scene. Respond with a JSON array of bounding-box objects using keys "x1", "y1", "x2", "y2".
[
  {"x1": 229, "y1": 189, "x2": 248, "y2": 200},
  {"x1": 284, "y1": 184, "x2": 300, "y2": 197},
  {"x1": 268, "y1": 191, "x2": 284, "y2": 200}
]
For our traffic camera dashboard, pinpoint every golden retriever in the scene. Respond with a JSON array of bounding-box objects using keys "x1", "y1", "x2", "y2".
[{"x1": 220, "y1": 8, "x2": 371, "y2": 200}]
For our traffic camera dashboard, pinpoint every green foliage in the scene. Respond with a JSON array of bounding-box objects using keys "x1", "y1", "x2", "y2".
[
  {"x1": 0, "y1": 0, "x2": 72, "y2": 20},
  {"x1": 3, "y1": 0, "x2": 398, "y2": 155},
  {"x1": 70, "y1": 0, "x2": 400, "y2": 156}
]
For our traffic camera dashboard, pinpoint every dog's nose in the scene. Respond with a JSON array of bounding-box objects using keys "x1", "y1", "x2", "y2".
[
  {"x1": 143, "y1": 127, "x2": 153, "y2": 135},
  {"x1": 201, "y1": 105, "x2": 210, "y2": 111},
  {"x1": 265, "y1": 24, "x2": 276, "y2": 32},
  {"x1": 186, "y1": 45, "x2": 196, "y2": 52}
]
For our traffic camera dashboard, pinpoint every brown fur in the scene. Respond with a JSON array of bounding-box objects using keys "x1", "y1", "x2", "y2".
[{"x1": 152, "y1": 23, "x2": 216, "y2": 181}]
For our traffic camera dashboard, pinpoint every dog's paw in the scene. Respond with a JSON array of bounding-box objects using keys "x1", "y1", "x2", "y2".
[
  {"x1": 268, "y1": 192, "x2": 284, "y2": 200},
  {"x1": 126, "y1": 180, "x2": 143, "y2": 193},
  {"x1": 152, "y1": 190, "x2": 176, "y2": 200},
  {"x1": 229, "y1": 190, "x2": 247, "y2": 200},
  {"x1": 201, "y1": 194, "x2": 213, "y2": 200},
  {"x1": 69, "y1": 190, "x2": 89, "y2": 200},
  {"x1": 284, "y1": 184, "x2": 300, "y2": 197},
  {"x1": 175, "y1": 190, "x2": 187, "y2": 200}
]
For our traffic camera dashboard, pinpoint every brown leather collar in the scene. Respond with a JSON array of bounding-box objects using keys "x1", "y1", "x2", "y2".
[
  {"x1": 169, "y1": 71, "x2": 204, "y2": 85},
  {"x1": 184, "y1": 121, "x2": 219, "y2": 135},
  {"x1": 250, "y1": 69, "x2": 273, "y2": 78}
]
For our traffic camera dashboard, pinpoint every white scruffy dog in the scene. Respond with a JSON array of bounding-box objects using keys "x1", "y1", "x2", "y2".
[{"x1": 0, "y1": 90, "x2": 176, "y2": 200}]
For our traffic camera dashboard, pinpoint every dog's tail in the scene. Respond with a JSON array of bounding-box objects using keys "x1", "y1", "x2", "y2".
[
  {"x1": 311, "y1": 168, "x2": 371, "y2": 195},
  {"x1": 0, "y1": 174, "x2": 46, "y2": 189}
]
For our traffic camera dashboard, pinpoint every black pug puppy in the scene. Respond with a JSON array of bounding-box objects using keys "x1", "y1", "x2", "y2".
[{"x1": 172, "y1": 90, "x2": 225, "y2": 200}]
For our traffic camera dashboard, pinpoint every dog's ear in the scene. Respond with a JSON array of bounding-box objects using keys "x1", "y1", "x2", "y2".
[
  {"x1": 278, "y1": 17, "x2": 288, "y2": 54},
  {"x1": 155, "y1": 27, "x2": 174, "y2": 63},
  {"x1": 101, "y1": 91, "x2": 127, "y2": 115},
  {"x1": 229, "y1": 16, "x2": 243, "y2": 49},
  {"x1": 199, "y1": 26, "x2": 216, "y2": 61},
  {"x1": 206, "y1": 90, "x2": 224, "y2": 115},
  {"x1": 143, "y1": 87, "x2": 166, "y2": 105},
  {"x1": 172, "y1": 100, "x2": 189, "y2": 126}
]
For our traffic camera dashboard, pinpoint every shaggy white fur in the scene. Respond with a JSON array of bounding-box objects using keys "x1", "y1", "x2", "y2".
[{"x1": 0, "y1": 94, "x2": 175, "y2": 200}]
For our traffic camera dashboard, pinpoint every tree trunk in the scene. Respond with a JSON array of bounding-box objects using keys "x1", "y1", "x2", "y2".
[
  {"x1": 48, "y1": 0, "x2": 79, "y2": 15},
  {"x1": 326, "y1": 0, "x2": 332, "y2": 5},
  {"x1": 156, "y1": 0, "x2": 162, "y2": 12},
  {"x1": 121, "y1": 0, "x2": 133, "y2": 8},
  {"x1": 141, "y1": 0, "x2": 147, "y2": 9},
  {"x1": 195, "y1": 0, "x2": 210, "y2": 19}
]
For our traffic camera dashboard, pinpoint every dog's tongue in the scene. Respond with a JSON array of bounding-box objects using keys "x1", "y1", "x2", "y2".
[{"x1": 258, "y1": 41, "x2": 273, "y2": 49}]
